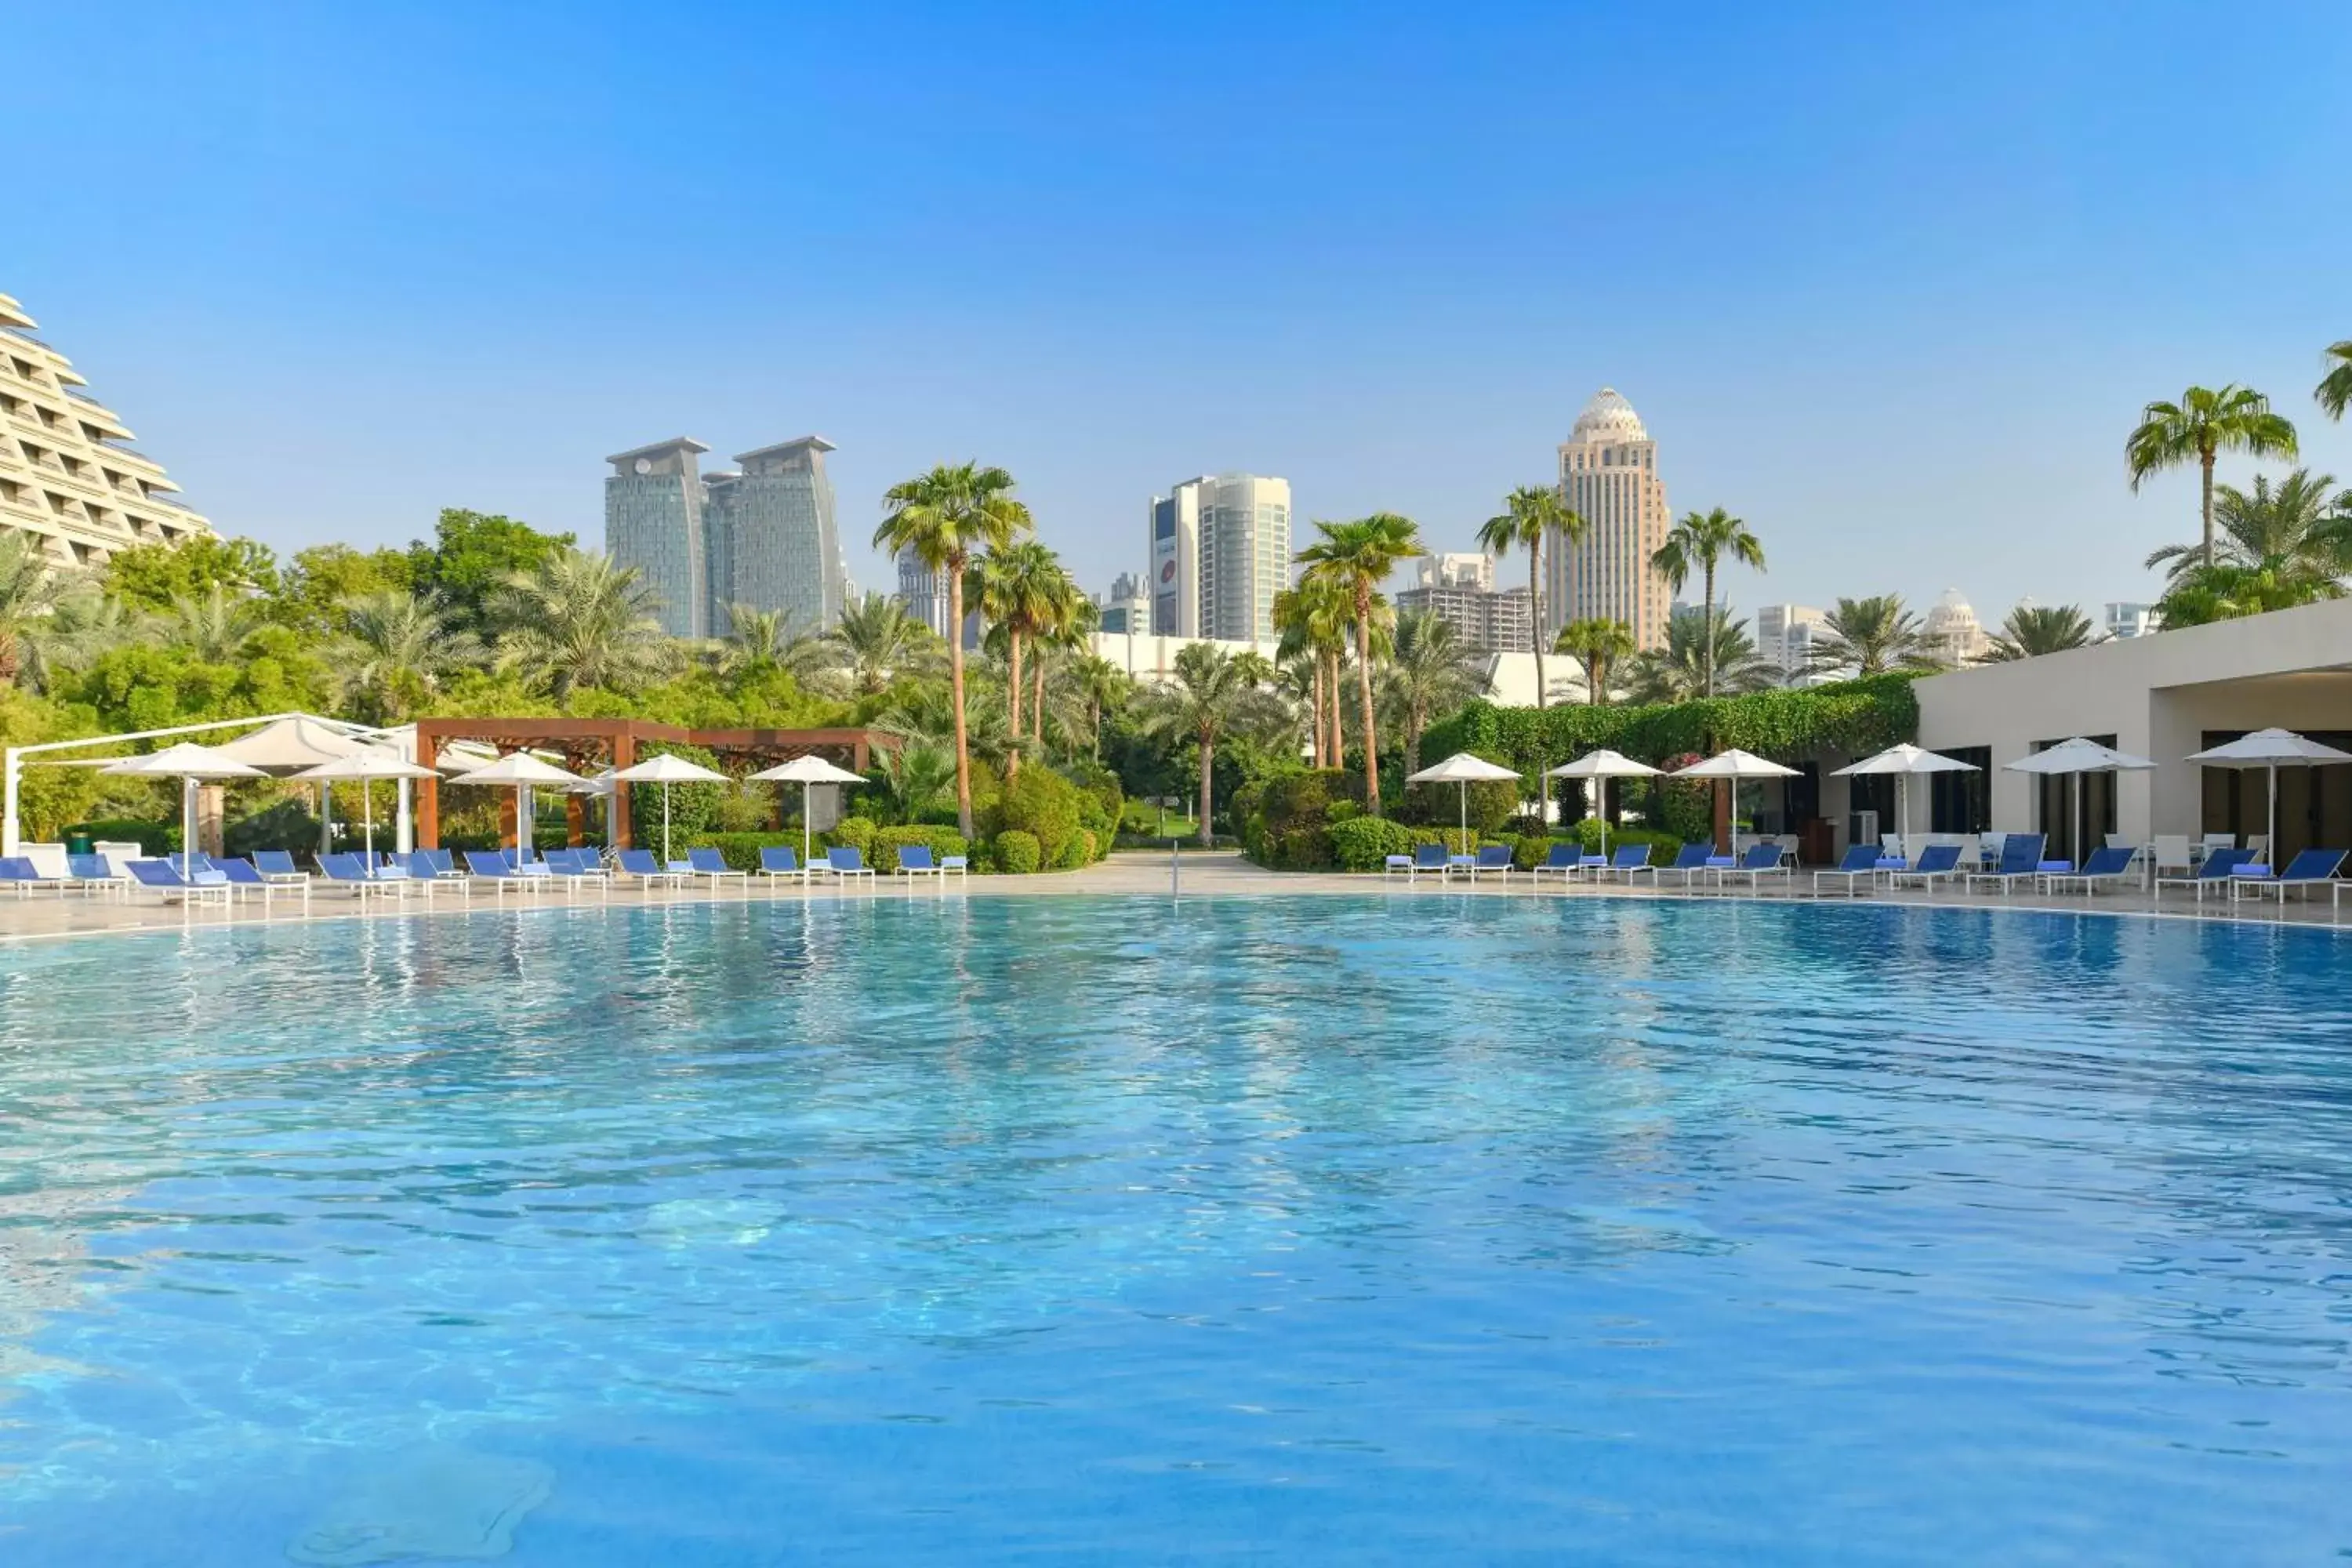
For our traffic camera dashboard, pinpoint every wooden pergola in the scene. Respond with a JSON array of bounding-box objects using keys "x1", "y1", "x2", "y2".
[{"x1": 413, "y1": 717, "x2": 894, "y2": 851}]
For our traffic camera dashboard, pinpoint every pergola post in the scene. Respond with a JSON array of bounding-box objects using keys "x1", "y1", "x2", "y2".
[
  {"x1": 416, "y1": 727, "x2": 440, "y2": 849},
  {"x1": 612, "y1": 730, "x2": 636, "y2": 851}
]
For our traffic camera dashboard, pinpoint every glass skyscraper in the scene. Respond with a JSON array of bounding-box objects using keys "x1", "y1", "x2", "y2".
[
  {"x1": 1147, "y1": 473, "x2": 1290, "y2": 641},
  {"x1": 606, "y1": 434, "x2": 845, "y2": 641}
]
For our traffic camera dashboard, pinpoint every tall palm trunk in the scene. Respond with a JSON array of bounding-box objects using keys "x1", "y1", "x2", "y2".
[
  {"x1": 1354, "y1": 588, "x2": 1381, "y2": 815},
  {"x1": 1196, "y1": 735, "x2": 1215, "y2": 849},
  {"x1": 948, "y1": 562, "x2": 974, "y2": 837},
  {"x1": 1529, "y1": 539, "x2": 1546, "y2": 709},
  {"x1": 2201, "y1": 447, "x2": 2216, "y2": 570},
  {"x1": 1033, "y1": 654, "x2": 1046, "y2": 745},
  {"x1": 1327, "y1": 648, "x2": 1344, "y2": 769},
  {"x1": 1702, "y1": 560, "x2": 1718, "y2": 698},
  {"x1": 1004, "y1": 628, "x2": 1023, "y2": 779}
]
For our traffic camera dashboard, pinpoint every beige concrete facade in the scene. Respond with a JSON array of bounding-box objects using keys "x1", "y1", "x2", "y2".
[
  {"x1": 1552, "y1": 388, "x2": 1671, "y2": 650},
  {"x1": 0, "y1": 291, "x2": 213, "y2": 566}
]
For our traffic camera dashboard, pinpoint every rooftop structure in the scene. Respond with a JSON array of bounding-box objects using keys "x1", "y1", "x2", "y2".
[
  {"x1": 1552, "y1": 388, "x2": 1670, "y2": 650},
  {"x1": 0, "y1": 289, "x2": 216, "y2": 566}
]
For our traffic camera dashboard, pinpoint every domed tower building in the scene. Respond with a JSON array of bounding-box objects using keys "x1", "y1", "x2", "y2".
[
  {"x1": 1923, "y1": 587, "x2": 1991, "y2": 666},
  {"x1": 1552, "y1": 388, "x2": 1672, "y2": 652}
]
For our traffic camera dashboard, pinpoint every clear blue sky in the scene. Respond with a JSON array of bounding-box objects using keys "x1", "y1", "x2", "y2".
[{"x1": 12, "y1": 2, "x2": 2350, "y2": 624}]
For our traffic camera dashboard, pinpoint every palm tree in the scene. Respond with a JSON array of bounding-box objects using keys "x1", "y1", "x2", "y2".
[
  {"x1": 1978, "y1": 603, "x2": 2098, "y2": 662},
  {"x1": 1650, "y1": 507, "x2": 1766, "y2": 698},
  {"x1": 716, "y1": 603, "x2": 831, "y2": 684},
  {"x1": 1138, "y1": 641, "x2": 1261, "y2": 848},
  {"x1": 2126, "y1": 384, "x2": 2300, "y2": 570},
  {"x1": 340, "y1": 588, "x2": 483, "y2": 719},
  {"x1": 1381, "y1": 608, "x2": 1486, "y2": 775},
  {"x1": 1028, "y1": 564, "x2": 1089, "y2": 750},
  {"x1": 965, "y1": 538, "x2": 1063, "y2": 775},
  {"x1": 874, "y1": 463, "x2": 1032, "y2": 837},
  {"x1": 1272, "y1": 576, "x2": 1352, "y2": 768},
  {"x1": 0, "y1": 533, "x2": 93, "y2": 686},
  {"x1": 159, "y1": 582, "x2": 267, "y2": 662},
  {"x1": 18, "y1": 589, "x2": 138, "y2": 694},
  {"x1": 2318, "y1": 341, "x2": 2352, "y2": 422},
  {"x1": 1624, "y1": 607, "x2": 1777, "y2": 703},
  {"x1": 488, "y1": 548, "x2": 677, "y2": 699},
  {"x1": 1297, "y1": 512, "x2": 1421, "y2": 815},
  {"x1": 826, "y1": 591, "x2": 938, "y2": 695},
  {"x1": 1069, "y1": 653, "x2": 1127, "y2": 757},
  {"x1": 2143, "y1": 469, "x2": 2351, "y2": 588},
  {"x1": 1810, "y1": 594, "x2": 1939, "y2": 678},
  {"x1": 1477, "y1": 486, "x2": 1582, "y2": 709},
  {"x1": 877, "y1": 741, "x2": 957, "y2": 825},
  {"x1": 1554, "y1": 616, "x2": 1635, "y2": 706},
  {"x1": 2153, "y1": 561, "x2": 2341, "y2": 629}
]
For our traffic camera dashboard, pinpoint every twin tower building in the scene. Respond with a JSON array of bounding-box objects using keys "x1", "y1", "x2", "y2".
[{"x1": 604, "y1": 436, "x2": 847, "y2": 640}]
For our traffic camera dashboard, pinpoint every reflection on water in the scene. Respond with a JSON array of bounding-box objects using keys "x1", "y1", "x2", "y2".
[{"x1": 0, "y1": 896, "x2": 2349, "y2": 1565}]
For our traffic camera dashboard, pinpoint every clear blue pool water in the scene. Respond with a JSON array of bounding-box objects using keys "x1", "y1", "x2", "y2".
[{"x1": 2, "y1": 894, "x2": 2349, "y2": 1563}]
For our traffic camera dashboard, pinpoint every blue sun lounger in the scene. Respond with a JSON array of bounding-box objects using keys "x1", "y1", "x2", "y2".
[
  {"x1": 1884, "y1": 841, "x2": 1964, "y2": 893},
  {"x1": 2041, "y1": 844, "x2": 2138, "y2": 896},
  {"x1": 756, "y1": 845, "x2": 808, "y2": 884},
  {"x1": 1466, "y1": 844, "x2": 1514, "y2": 882},
  {"x1": 215, "y1": 855, "x2": 310, "y2": 909},
  {"x1": 1528, "y1": 843, "x2": 1583, "y2": 885},
  {"x1": 1399, "y1": 843, "x2": 1449, "y2": 883},
  {"x1": 1592, "y1": 844, "x2": 1653, "y2": 884},
  {"x1": 464, "y1": 849, "x2": 552, "y2": 895},
  {"x1": 1812, "y1": 842, "x2": 1886, "y2": 898},
  {"x1": 543, "y1": 848, "x2": 610, "y2": 896},
  {"x1": 687, "y1": 847, "x2": 749, "y2": 889},
  {"x1": 1962, "y1": 833, "x2": 2046, "y2": 895},
  {"x1": 320, "y1": 851, "x2": 411, "y2": 902},
  {"x1": 2230, "y1": 847, "x2": 2346, "y2": 904},
  {"x1": 824, "y1": 846, "x2": 877, "y2": 884},
  {"x1": 612, "y1": 848, "x2": 690, "y2": 889},
  {"x1": 125, "y1": 858, "x2": 234, "y2": 906},
  {"x1": 2153, "y1": 846, "x2": 2250, "y2": 903},
  {"x1": 897, "y1": 844, "x2": 964, "y2": 882},
  {"x1": 1646, "y1": 842, "x2": 1715, "y2": 888},
  {"x1": 1708, "y1": 841, "x2": 1790, "y2": 892}
]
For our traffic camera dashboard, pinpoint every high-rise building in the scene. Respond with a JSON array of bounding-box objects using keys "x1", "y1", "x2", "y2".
[
  {"x1": 0, "y1": 290, "x2": 215, "y2": 566},
  {"x1": 1552, "y1": 388, "x2": 1671, "y2": 650},
  {"x1": 1149, "y1": 473, "x2": 1290, "y2": 640},
  {"x1": 2104, "y1": 601, "x2": 2159, "y2": 638},
  {"x1": 607, "y1": 434, "x2": 846, "y2": 641},
  {"x1": 604, "y1": 437, "x2": 710, "y2": 638},
  {"x1": 1755, "y1": 603, "x2": 1828, "y2": 685},
  {"x1": 1415, "y1": 553, "x2": 1496, "y2": 593},
  {"x1": 897, "y1": 550, "x2": 954, "y2": 637},
  {"x1": 1398, "y1": 579, "x2": 1532, "y2": 655},
  {"x1": 1095, "y1": 571, "x2": 1149, "y2": 635},
  {"x1": 703, "y1": 437, "x2": 843, "y2": 636}
]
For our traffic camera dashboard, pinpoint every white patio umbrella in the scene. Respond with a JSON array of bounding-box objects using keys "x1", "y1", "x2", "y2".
[
  {"x1": 1546, "y1": 749, "x2": 1662, "y2": 862},
  {"x1": 2183, "y1": 728, "x2": 2352, "y2": 862},
  {"x1": 2002, "y1": 738, "x2": 2156, "y2": 869},
  {"x1": 450, "y1": 752, "x2": 590, "y2": 865},
  {"x1": 1831, "y1": 743, "x2": 1981, "y2": 859},
  {"x1": 748, "y1": 754, "x2": 869, "y2": 872},
  {"x1": 101, "y1": 741, "x2": 267, "y2": 868},
  {"x1": 291, "y1": 749, "x2": 438, "y2": 865},
  {"x1": 611, "y1": 753, "x2": 732, "y2": 862},
  {"x1": 1671, "y1": 749, "x2": 1801, "y2": 853},
  {"x1": 1406, "y1": 752, "x2": 1524, "y2": 846}
]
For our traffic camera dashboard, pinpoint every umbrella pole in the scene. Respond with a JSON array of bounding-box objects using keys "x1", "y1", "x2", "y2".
[
  {"x1": 662, "y1": 782, "x2": 672, "y2": 864},
  {"x1": 803, "y1": 781, "x2": 812, "y2": 875},
  {"x1": 2268, "y1": 763, "x2": 2277, "y2": 864},
  {"x1": 363, "y1": 778, "x2": 374, "y2": 866},
  {"x1": 183, "y1": 777, "x2": 194, "y2": 872}
]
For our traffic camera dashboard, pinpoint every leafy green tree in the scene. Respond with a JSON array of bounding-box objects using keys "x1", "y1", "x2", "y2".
[
  {"x1": 2318, "y1": 340, "x2": 2352, "y2": 422},
  {"x1": 2142, "y1": 468, "x2": 2351, "y2": 590},
  {"x1": 1625, "y1": 606, "x2": 1778, "y2": 702},
  {"x1": 1979, "y1": 603, "x2": 2099, "y2": 662},
  {"x1": 1381, "y1": 608, "x2": 1486, "y2": 775},
  {"x1": 828, "y1": 590, "x2": 938, "y2": 696},
  {"x1": 1478, "y1": 485, "x2": 1582, "y2": 709},
  {"x1": 104, "y1": 535, "x2": 278, "y2": 612},
  {"x1": 1810, "y1": 595, "x2": 1939, "y2": 677},
  {"x1": 874, "y1": 463, "x2": 1032, "y2": 837},
  {"x1": 2126, "y1": 384, "x2": 2299, "y2": 571},
  {"x1": 1554, "y1": 616, "x2": 1635, "y2": 706},
  {"x1": 1298, "y1": 512, "x2": 1421, "y2": 815},
  {"x1": 408, "y1": 509, "x2": 576, "y2": 627},
  {"x1": 488, "y1": 548, "x2": 676, "y2": 699},
  {"x1": 1139, "y1": 641, "x2": 1269, "y2": 848},
  {"x1": 1650, "y1": 507, "x2": 1766, "y2": 698},
  {"x1": 339, "y1": 588, "x2": 483, "y2": 720},
  {"x1": 270, "y1": 543, "x2": 415, "y2": 636}
]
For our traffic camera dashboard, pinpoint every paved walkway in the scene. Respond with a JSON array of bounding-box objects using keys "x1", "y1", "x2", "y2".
[{"x1": 0, "y1": 851, "x2": 2340, "y2": 946}]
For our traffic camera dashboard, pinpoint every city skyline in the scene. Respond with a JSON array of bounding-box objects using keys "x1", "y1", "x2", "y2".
[{"x1": 7, "y1": 4, "x2": 2348, "y2": 626}]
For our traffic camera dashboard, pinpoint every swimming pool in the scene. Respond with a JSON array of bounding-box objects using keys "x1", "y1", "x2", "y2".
[{"x1": 2, "y1": 895, "x2": 2348, "y2": 1563}]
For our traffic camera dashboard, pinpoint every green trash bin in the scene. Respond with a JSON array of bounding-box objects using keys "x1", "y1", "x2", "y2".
[{"x1": 64, "y1": 832, "x2": 93, "y2": 856}]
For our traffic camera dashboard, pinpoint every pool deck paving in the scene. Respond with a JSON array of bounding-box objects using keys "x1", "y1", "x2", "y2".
[{"x1": 0, "y1": 850, "x2": 2342, "y2": 945}]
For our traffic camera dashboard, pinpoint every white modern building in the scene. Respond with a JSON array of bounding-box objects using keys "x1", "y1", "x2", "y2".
[
  {"x1": 1755, "y1": 603, "x2": 1828, "y2": 686},
  {"x1": 0, "y1": 290, "x2": 215, "y2": 565},
  {"x1": 1149, "y1": 473, "x2": 1290, "y2": 641},
  {"x1": 1553, "y1": 388, "x2": 1671, "y2": 650},
  {"x1": 1095, "y1": 572, "x2": 1148, "y2": 635},
  {"x1": 1397, "y1": 554, "x2": 1533, "y2": 655},
  {"x1": 2105, "y1": 601, "x2": 2161, "y2": 639}
]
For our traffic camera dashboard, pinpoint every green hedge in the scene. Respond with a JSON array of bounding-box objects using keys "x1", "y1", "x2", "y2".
[
  {"x1": 997, "y1": 829, "x2": 1042, "y2": 873},
  {"x1": 64, "y1": 817, "x2": 176, "y2": 854},
  {"x1": 1421, "y1": 674, "x2": 1919, "y2": 777}
]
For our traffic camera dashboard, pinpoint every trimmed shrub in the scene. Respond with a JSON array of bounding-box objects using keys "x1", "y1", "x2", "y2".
[
  {"x1": 1328, "y1": 816, "x2": 1416, "y2": 871},
  {"x1": 998, "y1": 768, "x2": 1082, "y2": 866},
  {"x1": 1402, "y1": 775, "x2": 1519, "y2": 833},
  {"x1": 1514, "y1": 834, "x2": 1580, "y2": 870},
  {"x1": 872, "y1": 824, "x2": 968, "y2": 873},
  {"x1": 828, "y1": 815, "x2": 878, "y2": 862},
  {"x1": 996, "y1": 829, "x2": 1041, "y2": 874},
  {"x1": 1052, "y1": 826, "x2": 1092, "y2": 870}
]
